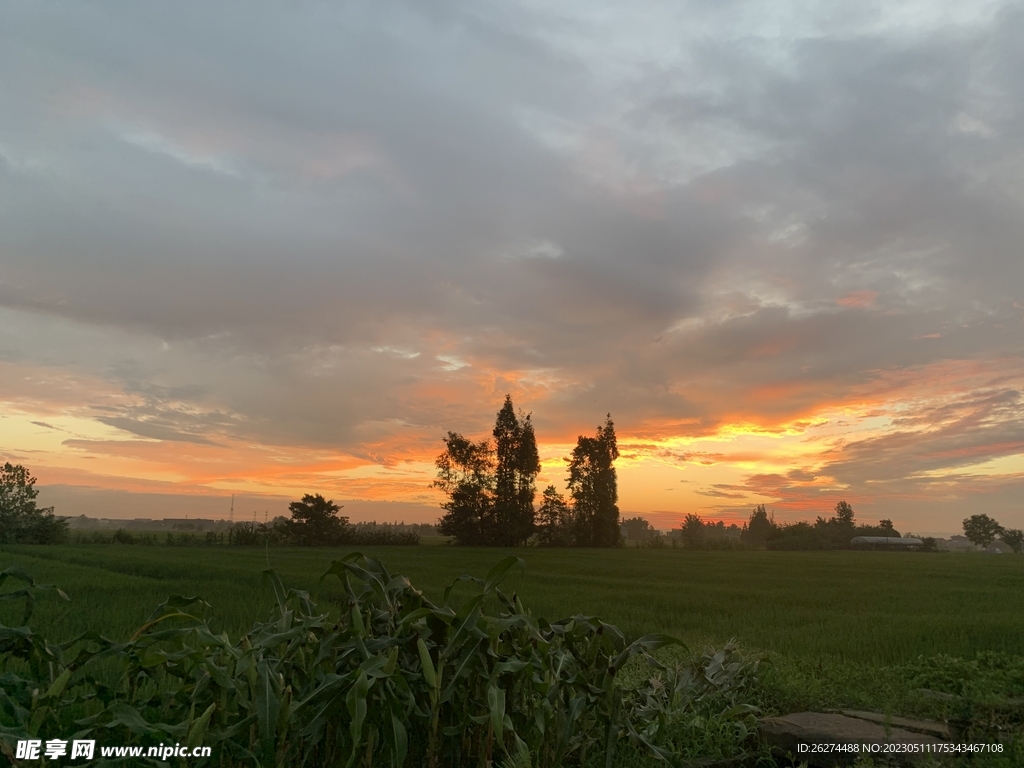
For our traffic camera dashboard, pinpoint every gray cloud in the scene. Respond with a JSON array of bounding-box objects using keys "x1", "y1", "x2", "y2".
[
  {"x1": 90, "y1": 417, "x2": 221, "y2": 446},
  {"x1": 2, "y1": 1, "x2": 1024, "y2": 526}
]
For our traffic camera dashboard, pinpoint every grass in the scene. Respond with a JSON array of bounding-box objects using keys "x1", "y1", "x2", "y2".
[
  {"x1": 3, "y1": 546, "x2": 1022, "y2": 664},
  {"x1": 2, "y1": 545, "x2": 1023, "y2": 764}
]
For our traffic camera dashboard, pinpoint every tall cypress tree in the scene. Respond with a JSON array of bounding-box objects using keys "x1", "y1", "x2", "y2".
[
  {"x1": 567, "y1": 415, "x2": 620, "y2": 547},
  {"x1": 515, "y1": 413, "x2": 541, "y2": 543},
  {"x1": 492, "y1": 395, "x2": 540, "y2": 546}
]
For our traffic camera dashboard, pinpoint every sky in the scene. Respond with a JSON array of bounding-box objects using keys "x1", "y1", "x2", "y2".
[{"x1": 2, "y1": 1, "x2": 1023, "y2": 534}]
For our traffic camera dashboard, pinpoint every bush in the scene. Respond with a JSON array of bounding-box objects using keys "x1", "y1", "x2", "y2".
[
  {"x1": 625, "y1": 643, "x2": 764, "y2": 760},
  {"x1": 228, "y1": 521, "x2": 276, "y2": 546},
  {"x1": 112, "y1": 528, "x2": 134, "y2": 545},
  {"x1": 640, "y1": 535, "x2": 667, "y2": 549}
]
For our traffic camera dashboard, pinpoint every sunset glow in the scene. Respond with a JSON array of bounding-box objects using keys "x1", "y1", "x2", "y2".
[{"x1": 2, "y1": 2, "x2": 1023, "y2": 534}]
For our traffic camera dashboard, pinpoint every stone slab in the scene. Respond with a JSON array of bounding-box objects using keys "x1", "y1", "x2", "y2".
[
  {"x1": 758, "y1": 712, "x2": 943, "y2": 767},
  {"x1": 836, "y1": 709, "x2": 950, "y2": 740}
]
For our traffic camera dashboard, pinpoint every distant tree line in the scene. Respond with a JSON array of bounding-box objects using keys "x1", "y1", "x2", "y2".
[
  {"x1": 724, "y1": 504, "x2": 1023, "y2": 553},
  {"x1": 622, "y1": 502, "x2": 910, "y2": 551},
  {"x1": 71, "y1": 520, "x2": 422, "y2": 547},
  {"x1": 736, "y1": 501, "x2": 908, "y2": 550},
  {"x1": 0, "y1": 468, "x2": 421, "y2": 547},
  {"x1": 674, "y1": 515, "x2": 745, "y2": 549},
  {"x1": 435, "y1": 396, "x2": 621, "y2": 547},
  {"x1": 621, "y1": 503, "x2": 892, "y2": 551},
  {"x1": 184, "y1": 496, "x2": 422, "y2": 547},
  {"x1": 620, "y1": 515, "x2": 748, "y2": 550}
]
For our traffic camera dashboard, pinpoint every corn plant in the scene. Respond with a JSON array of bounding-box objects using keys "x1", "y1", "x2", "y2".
[
  {"x1": 627, "y1": 644, "x2": 763, "y2": 760},
  {"x1": 1, "y1": 556, "x2": 691, "y2": 767}
]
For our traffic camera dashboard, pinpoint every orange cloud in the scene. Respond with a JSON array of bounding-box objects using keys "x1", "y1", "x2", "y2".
[{"x1": 836, "y1": 290, "x2": 878, "y2": 308}]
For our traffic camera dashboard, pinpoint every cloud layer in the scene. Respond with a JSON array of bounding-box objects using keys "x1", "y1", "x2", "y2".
[{"x1": 2, "y1": 1, "x2": 1023, "y2": 531}]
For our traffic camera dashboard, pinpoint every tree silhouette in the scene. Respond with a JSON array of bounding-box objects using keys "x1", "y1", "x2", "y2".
[
  {"x1": 567, "y1": 415, "x2": 620, "y2": 547},
  {"x1": 621, "y1": 516, "x2": 655, "y2": 542},
  {"x1": 963, "y1": 513, "x2": 1004, "y2": 549},
  {"x1": 434, "y1": 405, "x2": 619, "y2": 547},
  {"x1": 680, "y1": 513, "x2": 704, "y2": 549},
  {"x1": 535, "y1": 485, "x2": 573, "y2": 547},
  {"x1": 741, "y1": 504, "x2": 775, "y2": 546},
  {"x1": 0, "y1": 462, "x2": 68, "y2": 544},
  {"x1": 492, "y1": 395, "x2": 541, "y2": 546},
  {"x1": 809, "y1": 500, "x2": 857, "y2": 548},
  {"x1": 1001, "y1": 529, "x2": 1024, "y2": 554},
  {"x1": 435, "y1": 432, "x2": 495, "y2": 546},
  {"x1": 832, "y1": 500, "x2": 855, "y2": 527},
  {"x1": 283, "y1": 493, "x2": 349, "y2": 546}
]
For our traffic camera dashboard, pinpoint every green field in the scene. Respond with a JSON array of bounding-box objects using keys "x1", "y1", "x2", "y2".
[
  {"x1": 3, "y1": 544, "x2": 1023, "y2": 764},
  {"x1": 4, "y1": 545, "x2": 1023, "y2": 662}
]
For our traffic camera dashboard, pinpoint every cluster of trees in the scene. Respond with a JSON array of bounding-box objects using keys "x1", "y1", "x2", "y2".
[
  {"x1": 620, "y1": 515, "x2": 747, "y2": 550},
  {"x1": 0, "y1": 463, "x2": 68, "y2": 544},
  {"x1": 621, "y1": 516, "x2": 657, "y2": 541},
  {"x1": 232, "y1": 495, "x2": 420, "y2": 546},
  {"x1": 435, "y1": 396, "x2": 621, "y2": 547},
  {"x1": 737, "y1": 501, "x2": 902, "y2": 550},
  {"x1": 729, "y1": 505, "x2": 1023, "y2": 553},
  {"x1": 621, "y1": 502, "x2": 909, "y2": 551},
  {"x1": 677, "y1": 515, "x2": 743, "y2": 548},
  {"x1": 962, "y1": 513, "x2": 1023, "y2": 553},
  {"x1": 0, "y1": 466, "x2": 421, "y2": 547}
]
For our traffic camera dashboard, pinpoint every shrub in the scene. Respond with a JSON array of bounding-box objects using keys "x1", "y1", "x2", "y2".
[
  {"x1": 641, "y1": 535, "x2": 667, "y2": 549},
  {"x1": 111, "y1": 528, "x2": 134, "y2": 545},
  {"x1": 626, "y1": 643, "x2": 763, "y2": 760},
  {"x1": 228, "y1": 521, "x2": 278, "y2": 546}
]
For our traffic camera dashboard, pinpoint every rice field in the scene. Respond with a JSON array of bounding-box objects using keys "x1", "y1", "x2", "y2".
[{"x1": 3, "y1": 544, "x2": 1022, "y2": 665}]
